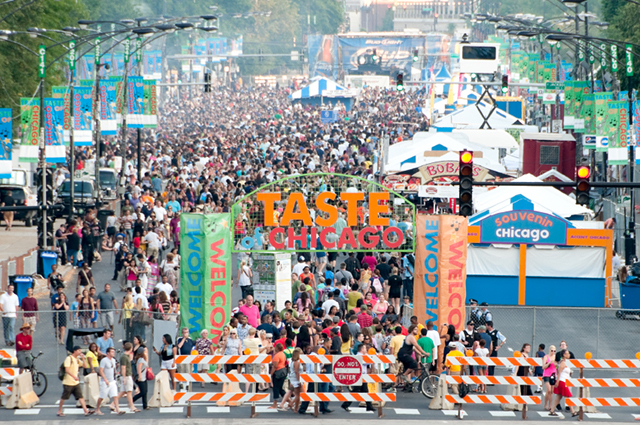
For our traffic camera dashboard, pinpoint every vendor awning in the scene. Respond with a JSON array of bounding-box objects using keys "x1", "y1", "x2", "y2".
[{"x1": 289, "y1": 78, "x2": 355, "y2": 99}]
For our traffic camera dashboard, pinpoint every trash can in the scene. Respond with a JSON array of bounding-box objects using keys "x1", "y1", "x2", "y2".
[
  {"x1": 40, "y1": 250, "x2": 58, "y2": 279},
  {"x1": 619, "y1": 281, "x2": 640, "y2": 310},
  {"x1": 9, "y1": 275, "x2": 34, "y2": 304}
]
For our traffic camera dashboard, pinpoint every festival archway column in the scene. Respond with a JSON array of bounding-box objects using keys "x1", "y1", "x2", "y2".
[
  {"x1": 180, "y1": 213, "x2": 232, "y2": 348},
  {"x1": 413, "y1": 214, "x2": 468, "y2": 373}
]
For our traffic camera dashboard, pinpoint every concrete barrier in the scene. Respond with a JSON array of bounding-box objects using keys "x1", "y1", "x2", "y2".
[
  {"x1": 5, "y1": 371, "x2": 38, "y2": 409},
  {"x1": 149, "y1": 370, "x2": 175, "y2": 408}
]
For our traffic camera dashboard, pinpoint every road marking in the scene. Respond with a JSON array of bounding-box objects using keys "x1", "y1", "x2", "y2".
[
  {"x1": 443, "y1": 410, "x2": 467, "y2": 417},
  {"x1": 63, "y1": 408, "x2": 87, "y2": 415},
  {"x1": 110, "y1": 408, "x2": 136, "y2": 414},
  {"x1": 585, "y1": 413, "x2": 611, "y2": 419},
  {"x1": 207, "y1": 407, "x2": 230, "y2": 413},
  {"x1": 490, "y1": 411, "x2": 517, "y2": 417},
  {"x1": 255, "y1": 406, "x2": 278, "y2": 413},
  {"x1": 14, "y1": 409, "x2": 40, "y2": 415},
  {"x1": 159, "y1": 407, "x2": 184, "y2": 413},
  {"x1": 633, "y1": 414, "x2": 640, "y2": 420},
  {"x1": 348, "y1": 407, "x2": 375, "y2": 414},
  {"x1": 537, "y1": 411, "x2": 565, "y2": 418},
  {"x1": 394, "y1": 408, "x2": 421, "y2": 415}
]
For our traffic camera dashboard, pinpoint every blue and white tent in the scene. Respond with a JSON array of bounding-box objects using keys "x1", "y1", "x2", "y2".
[
  {"x1": 469, "y1": 194, "x2": 575, "y2": 227},
  {"x1": 289, "y1": 78, "x2": 357, "y2": 110}
]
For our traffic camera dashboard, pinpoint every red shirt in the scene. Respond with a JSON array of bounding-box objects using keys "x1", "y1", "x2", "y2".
[
  {"x1": 357, "y1": 312, "x2": 373, "y2": 329},
  {"x1": 21, "y1": 297, "x2": 38, "y2": 317},
  {"x1": 16, "y1": 333, "x2": 32, "y2": 352}
]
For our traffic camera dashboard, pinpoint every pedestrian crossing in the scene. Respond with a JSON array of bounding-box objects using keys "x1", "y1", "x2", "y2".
[{"x1": 9, "y1": 404, "x2": 637, "y2": 420}]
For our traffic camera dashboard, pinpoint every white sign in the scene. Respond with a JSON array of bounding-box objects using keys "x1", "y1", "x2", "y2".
[
  {"x1": 418, "y1": 185, "x2": 459, "y2": 199},
  {"x1": 321, "y1": 89, "x2": 358, "y2": 98}
]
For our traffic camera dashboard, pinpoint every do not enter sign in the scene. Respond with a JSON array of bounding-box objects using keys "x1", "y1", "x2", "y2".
[{"x1": 333, "y1": 355, "x2": 363, "y2": 386}]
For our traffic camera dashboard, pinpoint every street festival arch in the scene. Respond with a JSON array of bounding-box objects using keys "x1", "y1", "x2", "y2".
[{"x1": 179, "y1": 173, "x2": 468, "y2": 347}]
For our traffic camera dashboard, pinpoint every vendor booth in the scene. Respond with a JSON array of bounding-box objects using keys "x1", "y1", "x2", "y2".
[
  {"x1": 466, "y1": 194, "x2": 613, "y2": 308},
  {"x1": 289, "y1": 78, "x2": 357, "y2": 110},
  {"x1": 433, "y1": 101, "x2": 537, "y2": 131}
]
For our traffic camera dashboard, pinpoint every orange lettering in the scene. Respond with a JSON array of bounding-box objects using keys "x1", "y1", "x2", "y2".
[
  {"x1": 340, "y1": 192, "x2": 365, "y2": 226},
  {"x1": 315, "y1": 192, "x2": 338, "y2": 227},
  {"x1": 280, "y1": 192, "x2": 313, "y2": 226},
  {"x1": 369, "y1": 192, "x2": 389, "y2": 226},
  {"x1": 257, "y1": 193, "x2": 281, "y2": 226}
]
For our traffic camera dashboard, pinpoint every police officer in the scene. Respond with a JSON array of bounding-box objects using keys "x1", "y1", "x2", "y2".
[
  {"x1": 480, "y1": 302, "x2": 493, "y2": 324},
  {"x1": 469, "y1": 299, "x2": 483, "y2": 327},
  {"x1": 459, "y1": 320, "x2": 477, "y2": 349}
]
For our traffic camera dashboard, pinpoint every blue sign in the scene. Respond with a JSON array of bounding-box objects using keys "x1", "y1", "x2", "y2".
[
  {"x1": 479, "y1": 210, "x2": 568, "y2": 245},
  {"x1": 44, "y1": 98, "x2": 65, "y2": 163},
  {"x1": 0, "y1": 108, "x2": 12, "y2": 178},
  {"x1": 321, "y1": 110, "x2": 338, "y2": 123}
]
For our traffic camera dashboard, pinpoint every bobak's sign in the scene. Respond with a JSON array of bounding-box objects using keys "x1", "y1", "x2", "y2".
[
  {"x1": 479, "y1": 210, "x2": 568, "y2": 245},
  {"x1": 419, "y1": 161, "x2": 491, "y2": 183},
  {"x1": 245, "y1": 191, "x2": 406, "y2": 251}
]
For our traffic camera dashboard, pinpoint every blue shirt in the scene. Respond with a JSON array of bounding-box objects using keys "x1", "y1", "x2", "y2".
[
  {"x1": 166, "y1": 200, "x2": 181, "y2": 212},
  {"x1": 96, "y1": 337, "x2": 114, "y2": 353},
  {"x1": 402, "y1": 256, "x2": 414, "y2": 279}
]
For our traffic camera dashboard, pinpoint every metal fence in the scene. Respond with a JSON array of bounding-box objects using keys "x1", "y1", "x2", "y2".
[
  {"x1": 4, "y1": 309, "x2": 179, "y2": 377},
  {"x1": 481, "y1": 305, "x2": 637, "y2": 360}
]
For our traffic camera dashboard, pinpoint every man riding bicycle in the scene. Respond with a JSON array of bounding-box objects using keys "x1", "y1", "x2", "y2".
[{"x1": 396, "y1": 324, "x2": 429, "y2": 385}]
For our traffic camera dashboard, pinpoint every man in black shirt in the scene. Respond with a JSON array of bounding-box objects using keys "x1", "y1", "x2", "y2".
[
  {"x1": 375, "y1": 257, "x2": 391, "y2": 282},
  {"x1": 1, "y1": 190, "x2": 15, "y2": 230}
]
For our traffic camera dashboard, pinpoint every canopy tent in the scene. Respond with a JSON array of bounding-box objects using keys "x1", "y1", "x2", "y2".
[
  {"x1": 469, "y1": 194, "x2": 576, "y2": 226},
  {"x1": 472, "y1": 174, "x2": 593, "y2": 219},
  {"x1": 433, "y1": 101, "x2": 537, "y2": 131},
  {"x1": 289, "y1": 78, "x2": 357, "y2": 110}
]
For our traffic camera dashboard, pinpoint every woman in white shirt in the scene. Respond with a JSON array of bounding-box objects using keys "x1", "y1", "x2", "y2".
[{"x1": 235, "y1": 260, "x2": 253, "y2": 299}]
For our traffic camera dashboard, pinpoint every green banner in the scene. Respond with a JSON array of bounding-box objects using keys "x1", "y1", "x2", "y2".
[
  {"x1": 581, "y1": 93, "x2": 596, "y2": 144},
  {"x1": 38, "y1": 45, "x2": 46, "y2": 78},
  {"x1": 572, "y1": 81, "x2": 590, "y2": 133},
  {"x1": 595, "y1": 92, "x2": 613, "y2": 151},
  {"x1": 142, "y1": 79, "x2": 157, "y2": 128},
  {"x1": 204, "y1": 213, "x2": 232, "y2": 347},
  {"x1": 626, "y1": 44, "x2": 634, "y2": 76},
  {"x1": 564, "y1": 81, "x2": 575, "y2": 129},
  {"x1": 180, "y1": 213, "x2": 232, "y2": 346},
  {"x1": 19, "y1": 98, "x2": 39, "y2": 163},
  {"x1": 527, "y1": 54, "x2": 537, "y2": 81},
  {"x1": 608, "y1": 100, "x2": 629, "y2": 165}
]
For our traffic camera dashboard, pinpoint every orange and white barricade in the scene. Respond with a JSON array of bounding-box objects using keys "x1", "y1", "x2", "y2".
[{"x1": 174, "y1": 353, "x2": 271, "y2": 417}]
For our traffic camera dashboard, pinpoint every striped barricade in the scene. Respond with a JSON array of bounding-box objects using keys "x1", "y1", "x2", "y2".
[
  {"x1": 446, "y1": 375, "x2": 542, "y2": 386},
  {"x1": 445, "y1": 357, "x2": 640, "y2": 369},
  {"x1": 174, "y1": 354, "x2": 270, "y2": 364},
  {"x1": 446, "y1": 395, "x2": 541, "y2": 405},
  {"x1": 565, "y1": 378, "x2": 640, "y2": 388},
  {"x1": 301, "y1": 373, "x2": 396, "y2": 384},
  {"x1": 174, "y1": 392, "x2": 270, "y2": 403},
  {"x1": 299, "y1": 354, "x2": 395, "y2": 365},
  {"x1": 566, "y1": 397, "x2": 640, "y2": 407},
  {"x1": 0, "y1": 386, "x2": 12, "y2": 396},
  {"x1": 566, "y1": 359, "x2": 640, "y2": 369},
  {"x1": 0, "y1": 350, "x2": 13, "y2": 359},
  {"x1": 0, "y1": 368, "x2": 17, "y2": 380},
  {"x1": 301, "y1": 393, "x2": 396, "y2": 403},
  {"x1": 175, "y1": 373, "x2": 271, "y2": 384}
]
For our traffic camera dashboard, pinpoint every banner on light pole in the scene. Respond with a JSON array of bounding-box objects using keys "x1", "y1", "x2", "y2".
[
  {"x1": 19, "y1": 98, "x2": 39, "y2": 163},
  {"x1": 73, "y1": 86, "x2": 93, "y2": 146},
  {"x1": 0, "y1": 109, "x2": 12, "y2": 178},
  {"x1": 595, "y1": 92, "x2": 613, "y2": 152},
  {"x1": 99, "y1": 80, "x2": 117, "y2": 135},
  {"x1": 44, "y1": 98, "x2": 65, "y2": 163}
]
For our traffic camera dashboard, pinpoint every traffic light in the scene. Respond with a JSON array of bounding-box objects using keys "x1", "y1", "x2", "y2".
[
  {"x1": 204, "y1": 72, "x2": 212, "y2": 92},
  {"x1": 372, "y1": 49, "x2": 378, "y2": 63},
  {"x1": 413, "y1": 49, "x2": 419, "y2": 62},
  {"x1": 501, "y1": 74, "x2": 509, "y2": 94},
  {"x1": 576, "y1": 166, "x2": 591, "y2": 206},
  {"x1": 459, "y1": 150, "x2": 474, "y2": 217},
  {"x1": 36, "y1": 167, "x2": 54, "y2": 248},
  {"x1": 396, "y1": 73, "x2": 404, "y2": 91}
]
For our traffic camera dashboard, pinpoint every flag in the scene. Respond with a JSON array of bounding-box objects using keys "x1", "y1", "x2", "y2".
[{"x1": 19, "y1": 98, "x2": 39, "y2": 163}]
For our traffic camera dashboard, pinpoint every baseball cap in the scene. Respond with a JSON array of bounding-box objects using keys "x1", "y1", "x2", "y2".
[{"x1": 299, "y1": 256, "x2": 305, "y2": 261}]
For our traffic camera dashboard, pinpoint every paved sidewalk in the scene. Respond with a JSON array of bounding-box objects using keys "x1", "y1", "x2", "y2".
[{"x1": 0, "y1": 222, "x2": 37, "y2": 262}]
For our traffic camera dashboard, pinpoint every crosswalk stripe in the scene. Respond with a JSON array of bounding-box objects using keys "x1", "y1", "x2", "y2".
[
  {"x1": 443, "y1": 409, "x2": 467, "y2": 417},
  {"x1": 537, "y1": 411, "x2": 565, "y2": 418},
  {"x1": 207, "y1": 407, "x2": 230, "y2": 413},
  {"x1": 585, "y1": 413, "x2": 612, "y2": 419},
  {"x1": 490, "y1": 411, "x2": 516, "y2": 417},
  {"x1": 394, "y1": 408, "x2": 420, "y2": 415},
  {"x1": 14, "y1": 409, "x2": 40, "y2": 415},
  {"x1": 159, "y1": 407, "x2": 184, "y2": 413}
]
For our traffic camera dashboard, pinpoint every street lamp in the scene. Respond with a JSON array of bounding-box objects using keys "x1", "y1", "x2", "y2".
[{"x1": 562, "y1": 0, "x2": 587, "y2": 7}]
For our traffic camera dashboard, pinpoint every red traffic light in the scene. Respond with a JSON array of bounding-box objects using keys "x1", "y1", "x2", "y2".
[
  {"x1": 460, "y1": 151, "x2": 473, "y2": 164},
  {"x1": 577, "y1": 166, "x2": 591, "y2": 179}
]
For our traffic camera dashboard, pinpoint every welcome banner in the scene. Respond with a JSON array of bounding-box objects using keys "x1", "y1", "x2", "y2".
[
  {"x1": 180, "y1": 213, "x2": 232, "y2": 347},
  {"x1": 99, "y1": 80, "x2": 117, "y2": 135},
  {"x1": 73, "y1": 86, "x2": 93, "y2": 146},
  {"x1": 44, "y1": 98, "x2": 65, "y2": 163},
  {"x1": 0, "y1": 108, "x2": 12, "y2": 178},
  {"x1": 52, "y1": 86, "x2": 71, "y2": 143},
  {"x1": 127, "y1": 76, "x2": 144, "y2": 128},
  {"x1": 414, "y1": 214, "x2": 467, "y2": 334},
  {"x1": 19, "y1": 98, "x2": 39, "y2": 163},
  {"x1": 142, "y1": 79, "x2": 157, "y2": 128}
]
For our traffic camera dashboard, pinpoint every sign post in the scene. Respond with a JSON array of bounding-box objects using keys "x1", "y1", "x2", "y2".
[{"x1": 332, "y1": 355, "x2": 363, "y2": 386}]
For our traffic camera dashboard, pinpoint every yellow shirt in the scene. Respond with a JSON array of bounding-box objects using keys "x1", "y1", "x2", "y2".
[
  {"x1": 86, "y1": 351, "x2": 99, "y2": 369},
  {"x1": 340, "y1": 336, "x2": 352, "y2": 354},
  {"x1": 447, "y1": 349, "x2": 464, "y2": 373},
  {"x1": 123, "y1": 301, "x2": 135, "y2": 319},
  {"x1": 389, "y1": 335, "x2": 405, "y2": 356},
  {"x1": 62, "y1": 355, "x2": 82, "y2": 386}
]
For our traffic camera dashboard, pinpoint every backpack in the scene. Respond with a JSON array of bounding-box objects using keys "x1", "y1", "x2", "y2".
[
  {"x1": 58, "y1": 357, "x2": 70, "y2": 380},
  {"x1": 372, "y1": 277, "x2": 383, "y2": 293},
  {"x1": 407, "y1": 254, "x2": 415, "y2": 267},
  {"x1": 459, "y1": 382, "x2": 470, "y2": 398}
]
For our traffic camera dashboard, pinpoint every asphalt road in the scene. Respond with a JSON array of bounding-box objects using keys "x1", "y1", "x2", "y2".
[{"x1": 3, "y1": 250, "x2": 640, "y2": 422}]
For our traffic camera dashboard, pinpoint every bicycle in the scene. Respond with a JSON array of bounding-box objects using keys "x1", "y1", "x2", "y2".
[
  {"x1": 394, "y1": 362, "x2": 439, "y2": 398},
  {"x1": 25, "y1": 352, "x2": 48, "y2": 397}
]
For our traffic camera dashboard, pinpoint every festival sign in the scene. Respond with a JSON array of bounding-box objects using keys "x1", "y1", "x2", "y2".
[
  {"x1": 607, "y1": 100, "x2": 629, "y2": 165},
  {"x1": 414, "y1": 214, "x2": 467, "y2": 333},
  {"x1": 44, "y1": 98, "x2": 65, "y2": 163},
  {"x1": 127, "y1": 76, "x2": 143, "y2": 128},
  {"x1": 572, "y1": 81, "x2": 590, "y2": 132},
  {"x1": 52, "y1": 86, "x2": 71, "y2": 143},
  {"x1": 0, "y1": 109, "x2": 12, "y2": 178},
  {"x1": 231, "y1": 174, "x2": 415, "y2": 253},
  {"x1": 595, "y1": 92, "x2": 613, "y2": 152},
  {"x1": 99, "y1": 80, "x2": 117, "y2": 135},
  {"x1": 581, "y1": 94, "x2": 596, "y2": 147},
  {"x1": 563, "y1": 81, "x2": 575, "y2": 129},
  {"x1": 180, "y1": 213, "x2": 231, "y2": 346},
  {"x1": 73, "y1": 86, "x2": 93, "y2": 146},
  {"x1": 19, "y1": 98, "x2": 39, "y2": 163},
  {"x1": 142, "y1": 79, "x2": 157, "y2": 128},
  {"x1": 478, "y1": 210, "x2": 568, "y2": 245}
]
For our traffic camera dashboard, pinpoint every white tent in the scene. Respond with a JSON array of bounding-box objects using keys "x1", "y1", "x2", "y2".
[
  {"x1": 434, "y1": 101, "x2": 537, "y2": 131},
  {"x1": 472, "y1": 174, "x2": 593, "y2": 219}
]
